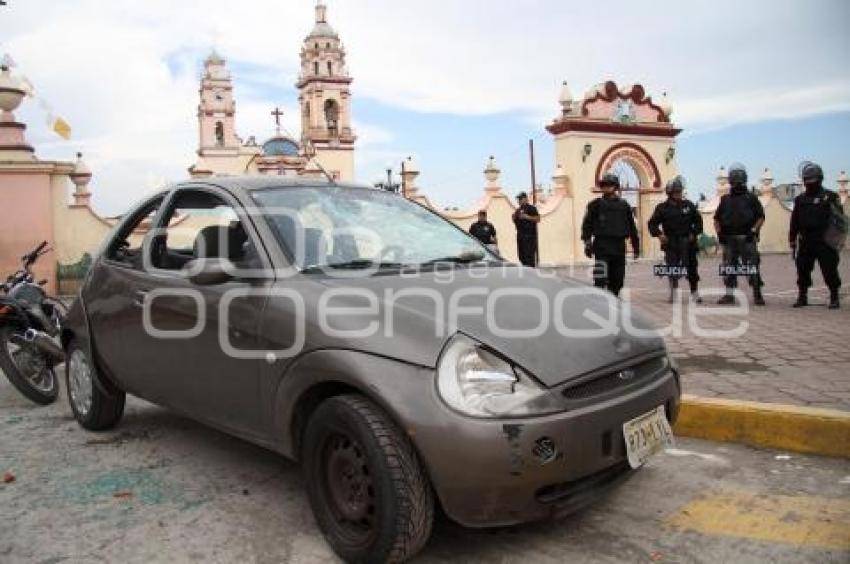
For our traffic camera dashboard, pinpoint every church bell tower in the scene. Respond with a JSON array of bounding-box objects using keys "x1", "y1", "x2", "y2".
[
  {"x1": 297, "y1": 0, "x2": 356, "y2": 181},
  {"x1": 198, "y1": 51, "x2": 239, "y2": 154}
]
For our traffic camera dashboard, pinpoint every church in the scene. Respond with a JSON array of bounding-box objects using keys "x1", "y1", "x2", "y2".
[
  {"x1": 1, "y1": 0, "x2": 847, "y2": 294},
  {"x1": 188, "y1": 1, "x2": 355, "y2": 182}
]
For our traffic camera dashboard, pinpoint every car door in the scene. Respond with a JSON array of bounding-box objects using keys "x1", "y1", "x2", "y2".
[
  {"x1": 139, "y1": 185, "x2": 273, "y2": 437},
  {"x1": 84, "y1": 194, "x2": 168, "y2": 397}
]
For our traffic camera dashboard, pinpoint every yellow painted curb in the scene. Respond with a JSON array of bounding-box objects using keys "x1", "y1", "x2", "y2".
[{"x1": 673, "y1": 394, "x2": 850, "y2": 458}]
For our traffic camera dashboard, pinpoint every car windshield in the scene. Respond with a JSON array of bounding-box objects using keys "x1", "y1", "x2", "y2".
[{"x1": 251, "y1": 186, "x2": 499, "y2": 270}]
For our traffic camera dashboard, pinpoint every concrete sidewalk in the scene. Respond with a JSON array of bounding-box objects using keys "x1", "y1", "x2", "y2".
[
  {"x1": 556, "y1": 252, "x2": 850, "y2": 456},
  {"x1": 556, "y1": 253, "x2": 850, "y2": 411}
]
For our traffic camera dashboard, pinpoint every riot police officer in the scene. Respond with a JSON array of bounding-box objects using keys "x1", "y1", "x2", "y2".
[
  {"x1": 648, "y1": 176, "x2": 703, "y2": 303},
  {"x1": 581, "y1": 174, "x2": 640, "y2": 296},
  {"x1": 714, "y1": 163, "x2": 766, "y2": 305},
  {"x1": 790, "y1": 162, "x2": 841, "y2": 309},
  {"x1": 469, "y1": 209, "x2": 499, "y2": 254},
  {"x1": 513, "y1": 192, "x2": 540, "y2": 266}
]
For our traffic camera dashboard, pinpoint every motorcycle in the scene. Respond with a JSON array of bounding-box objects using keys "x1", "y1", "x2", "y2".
[{"x1": 0, "y1": 241, "x2": 67, "y2": 405}]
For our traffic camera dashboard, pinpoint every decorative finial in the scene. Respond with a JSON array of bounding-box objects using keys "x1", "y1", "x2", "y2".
[
  {"x1": 316, "y1": 0, "x2": 327, "y2": 23},
  {"x1": 559, "y1": 81, "x2": 574, "y2": 113}
]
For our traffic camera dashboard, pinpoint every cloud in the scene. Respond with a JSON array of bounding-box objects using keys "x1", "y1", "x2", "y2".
[
  {"x1": 2, "y1": 0, "x2": 848, "y2": 214},
  {"x1": 677, "y1": 81, "x2": 850, "y2": 134}
]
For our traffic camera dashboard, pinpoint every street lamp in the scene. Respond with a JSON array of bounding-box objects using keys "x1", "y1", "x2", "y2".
[
  {"x1": 374, "y1": 165, "x2": 400, "y2": 193},
  {"x1": 582, "y1": 143, "x2": 592, "y2": 163}
]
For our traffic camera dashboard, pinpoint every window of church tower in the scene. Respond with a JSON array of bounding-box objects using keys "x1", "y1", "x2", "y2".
[
  {"x1": 327, "y1": 61, "x2": 333, "y2": 75},
  {"x1": 314, "y1": 61, "x2": 319, "y2": 75},
  {"x1": 215, "y1": 121, "x2": 225, "y2": 146},
  {"x1": 324, "y1": 100, "x2": 339, "y2": 134}
]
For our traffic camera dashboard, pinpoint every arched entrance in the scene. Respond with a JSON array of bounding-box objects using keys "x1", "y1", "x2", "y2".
[
  {"x1": 595, "y1": 142, "x2": 665, "y2": 257},
  {"x1": 546, "y1": 80, "x2": 681, "y2": 262}
]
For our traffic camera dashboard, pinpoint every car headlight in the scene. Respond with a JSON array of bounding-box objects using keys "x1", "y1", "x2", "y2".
[{"x1": 436, "y1": 334, "x2": 563, "y2": 417}]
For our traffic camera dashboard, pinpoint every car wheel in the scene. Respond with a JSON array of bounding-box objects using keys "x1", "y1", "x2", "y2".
[
  {"x1": 302, "y1": 394, "x2": 434, "y2": 563},
  {"x1": 66, "y1": 340, "x2": 125, "y2": 431}
]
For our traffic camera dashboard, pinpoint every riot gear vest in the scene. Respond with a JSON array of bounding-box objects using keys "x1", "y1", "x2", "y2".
[
  {"x1": 649, "y1": 199, "x2": 701, "y2": 238},
  {"x1": 716, "y1": 191, "x2": 762, "y2": 235},
  {"x1": 587, "y1": 197, "x2": 632, "y2": 238},
  {"x1": 793, "y1": 189, "x2": 837, "y2": 238}
]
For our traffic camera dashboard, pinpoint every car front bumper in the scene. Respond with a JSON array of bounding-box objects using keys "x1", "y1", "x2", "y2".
[{"x1": 401, "y1": 366, "x2": 681, "y2": 527}]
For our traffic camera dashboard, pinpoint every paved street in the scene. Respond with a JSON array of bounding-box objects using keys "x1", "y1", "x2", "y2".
[
  {"x1": 557, "y1": 252, "x2": 850, "y2": 411},
  {"x1": 1, "y1": 386, "x2": 848, "y2": 563},
  {"x1": 1, "y1": 251, "x2": 848, "y2": 563}
]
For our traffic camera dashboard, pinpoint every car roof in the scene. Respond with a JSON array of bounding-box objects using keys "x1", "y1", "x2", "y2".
[{"x1": 182, "y1": 175, "x2": 371, "y2": 195}]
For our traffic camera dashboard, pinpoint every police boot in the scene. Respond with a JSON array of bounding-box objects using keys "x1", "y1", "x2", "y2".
[
  {"x1": 717, "y1": 292, "x2": 735, "y2": 305},
  {"x1": 753, "y1": 287, "x2": 765, "y2": 306},
  {"x1": 829, "y1": 289, "x2": 840, "y2": 310},
  {"x1": 792, "y1": 289, "x2": 808, "y2": 308}
]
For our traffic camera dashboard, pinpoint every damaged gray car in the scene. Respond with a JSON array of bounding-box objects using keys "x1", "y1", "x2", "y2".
[{"x1": 62, "y1": 177, "x2": 680, "y2": 563}]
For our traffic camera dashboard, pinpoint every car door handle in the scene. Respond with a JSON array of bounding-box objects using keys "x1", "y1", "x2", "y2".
[{"x1": 133, "y1": 290, "x2": 148, "y2": 308}]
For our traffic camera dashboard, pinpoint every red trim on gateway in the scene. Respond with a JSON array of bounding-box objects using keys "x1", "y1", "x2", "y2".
[
  {"x1": 594, "y1": 142, "x2": 663, "y2": 189},
  {"x1": 545, "y1": 120, "x2": 680, "y2": 138},
  {"x1": 578, "y1": 80, "x2": 670, "y2": 123}
]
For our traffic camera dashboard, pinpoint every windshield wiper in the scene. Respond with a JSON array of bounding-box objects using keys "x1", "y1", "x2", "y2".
[
  {"x1": 421, "y1": 251, "x2": 487, "y2": 265},
  {"x1": 301, "y1": 259, "x2": 405, "y2": 273}
]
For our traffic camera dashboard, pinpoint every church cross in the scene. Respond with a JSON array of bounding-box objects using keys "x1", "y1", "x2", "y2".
[{"x1": 271, "y1": 107, "x2": 284, "y2": 133}]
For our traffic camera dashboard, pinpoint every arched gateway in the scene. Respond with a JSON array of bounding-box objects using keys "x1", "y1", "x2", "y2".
[{"x1": 546, "y1": 80, "x2": 681, "y2": 261}]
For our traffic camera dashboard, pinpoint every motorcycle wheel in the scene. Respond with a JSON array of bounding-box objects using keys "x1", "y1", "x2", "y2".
[{"x1": 0, "y1": 326, "x2": 59, "y2": 405}]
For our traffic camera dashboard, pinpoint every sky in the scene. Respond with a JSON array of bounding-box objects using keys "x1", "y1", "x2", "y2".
[{"x1": 2, "y1": 0, "x2": 849, "y2": 215}]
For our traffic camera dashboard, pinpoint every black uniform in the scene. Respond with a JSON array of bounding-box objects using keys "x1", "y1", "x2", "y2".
[
  {"x1": 513, "y1": 204, "x2": 539, "y2": 266},
  {"x1": 789, "y1": 187, "x2": 842, "y2": 293},
  {"x1": 581, "y1": 196, "x2": 640, "y2": 296},
  {"x1": 648, "y1": 198, "x2": 703, "y2": 292},
  {"x1": 469, "y1": 220, "x2": 497, "y2": 245},
  {"x1": 714, "y1": 187, "x2": 765, "y2": 293}
]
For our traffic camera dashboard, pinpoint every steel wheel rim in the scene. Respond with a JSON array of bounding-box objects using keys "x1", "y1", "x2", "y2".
[
  {"x1": 321, "y1": 432, "x2": 377, "y2": 545},
  {"x1": 68, "y1": 349, "x2": 93, "y2": 415},
  {"x1": 5, "y1": 334, "x2": 55, "y2": 393}
]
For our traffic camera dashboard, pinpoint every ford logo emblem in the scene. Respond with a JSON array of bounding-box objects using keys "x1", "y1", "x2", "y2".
[{"x1": 617, "y1": 369, "x2": 636, "y2": 381}]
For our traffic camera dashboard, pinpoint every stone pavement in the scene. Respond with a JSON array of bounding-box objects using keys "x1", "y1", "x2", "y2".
[
  {"x1": 556, "y1": 252, "x2": 850, "y2": 411},
  {"x1": 1, "y1": 387, "x2": 848, "y2": 562}
]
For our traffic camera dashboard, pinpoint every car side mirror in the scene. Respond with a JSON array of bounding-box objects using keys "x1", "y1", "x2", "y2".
[{"x1": 185, "y1": 258, "x2": 237, "y2": 285}]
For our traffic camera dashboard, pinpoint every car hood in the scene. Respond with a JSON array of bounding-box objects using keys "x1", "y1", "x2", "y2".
[{"x1": 311, "y1": 266, "x2": 665, "y2": 388}]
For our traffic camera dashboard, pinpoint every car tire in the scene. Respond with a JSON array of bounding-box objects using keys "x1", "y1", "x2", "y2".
[
  {"x1": 302, "y1": 394, "x2": 434, "y2": 563},
  {"x1": 65, "y1": 340, "x2": 125, "y2": 431}
]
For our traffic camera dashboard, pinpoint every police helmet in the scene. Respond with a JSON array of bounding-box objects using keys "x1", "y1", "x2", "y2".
[
  {"x1": 797, "y1": 160, "x2": 814, "y2": 178},
  {"x1": 599, "y1": 173, "x2": 620, "y2": 189},
  {"x1": 727, "y1": 162, "x2": 747, "y2": 187},
  {"x1": 801, "y1": 162, "x2": 824, "y2": 183},
  {"x1": 665, "y1": 175, "x2": 685, "y2": 194}
]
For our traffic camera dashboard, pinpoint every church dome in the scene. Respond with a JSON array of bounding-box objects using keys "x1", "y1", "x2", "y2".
[
  {"x1": 205, "y1": 49, "x2": 225, "y2": 65},
  {"x1": 308, "y1": 1, "x2": 338, "y2": 39},
  {"x1": 308, "y1": 22, "x2": 339, "y2": 39},
  {"x1": 262, "y1": 136, "x2": 300, "y2": 157}
]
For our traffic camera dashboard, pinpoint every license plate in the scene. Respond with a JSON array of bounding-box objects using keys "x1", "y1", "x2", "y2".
[{"x1": 622, "y1": 405, "x2": 675, "y2": 469}]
